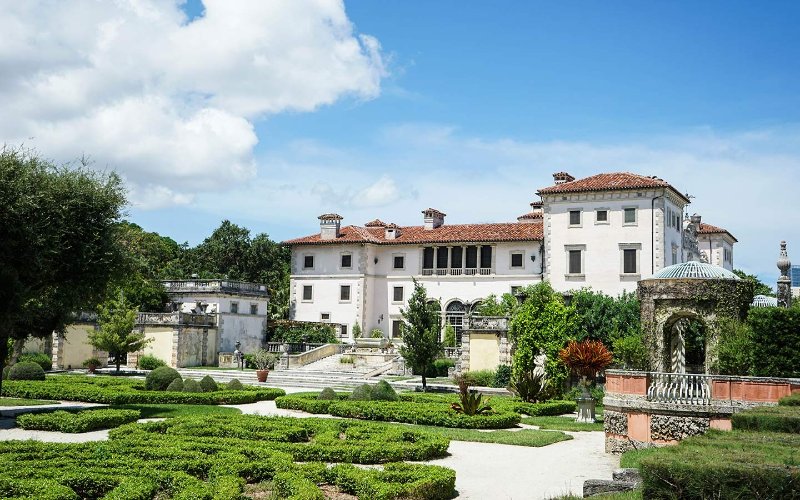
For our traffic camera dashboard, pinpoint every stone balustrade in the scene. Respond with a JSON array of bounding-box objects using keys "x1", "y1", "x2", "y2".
[
  {"x1": 161, "y1": 279, "x2": 269, "y2": 297},
  {"x1": 468, "y1": 316, "x2": 508, "y2": 331},
  {"x1": 135, "y1": 312, "x2": 215, "y2": 327}
]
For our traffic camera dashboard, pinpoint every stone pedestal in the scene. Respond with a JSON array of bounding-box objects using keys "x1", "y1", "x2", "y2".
[{"x1": 576, "y1": 397, "x2": 596, "y2": 423}]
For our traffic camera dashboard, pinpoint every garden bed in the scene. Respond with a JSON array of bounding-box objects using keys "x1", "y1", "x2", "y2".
[
  {"x1": 1, "y1": 375, "x2": 284, "y2": 405},
  {"x1": 0, "y1": 414, "x2": 455, "y2": 499},
  {"x1": 16, "y1": 409, "x2": 140, "y2": 433}
]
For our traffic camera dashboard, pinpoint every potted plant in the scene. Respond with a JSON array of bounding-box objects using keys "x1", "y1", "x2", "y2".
[
  {"x1": 252, "y1": 349, "x2": 276, "y2": 382},
  {"x1": 559, "y1": 340, "x2": 613, "y2": 423},
  {"x1": 82, "y1": 357, "x2": 102, "y2": 374}
]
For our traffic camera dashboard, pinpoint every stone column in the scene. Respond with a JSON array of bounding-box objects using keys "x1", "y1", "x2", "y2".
[{"x1": 777, "y1": 241, "x2": 793, "y2": 308}]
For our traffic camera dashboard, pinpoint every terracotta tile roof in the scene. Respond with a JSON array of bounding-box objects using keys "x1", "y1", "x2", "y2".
[
  {"x1": 364, "y1": 219, "x2": 386, "y2": 227},
  {"x1": 697, "y1": 222, "x2": 738, "y2": 242},
  {"x1": 537, "y1": 172, "x2": 691, "y2": 203},
  {"x1": 284, "y1": 221, "x2": 543, "y2": 246},
  {"x1": 517, "y1": 212, "x2": 543, "y2": 220}
]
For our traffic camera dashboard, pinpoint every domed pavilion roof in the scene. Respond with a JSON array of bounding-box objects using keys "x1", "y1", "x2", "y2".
[
  {"x1": 751, "y1": 295, "x2": 779, "y2": 308},
  {"x1": 651, "y1": 261, "x2": 740, "y2": 280}
]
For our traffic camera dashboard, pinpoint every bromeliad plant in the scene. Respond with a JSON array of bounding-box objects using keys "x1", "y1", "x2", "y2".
[
  {"x1": 508, "y1": 369, "x2": 551, "y2": 403},
  {"x1": 558, "y1": 340, "x2": 613, "y2": 396},
  {"x1": 450, "y1": 374, "x2": 492, "y2": 416}
]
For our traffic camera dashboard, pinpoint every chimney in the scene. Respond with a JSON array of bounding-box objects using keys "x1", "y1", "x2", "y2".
[
  {"x1": 384, "y1": 223, "x2": 401, "y2": 240},
  {"x1": 553, "y1": 172, "x2": 575, "y2": 185},
  {"x1": 517, "y1": 201, "x2": 544, "y2": 223},
  {"x1": 422, "y1": 208, "x2": 446, "y2": 230},
  {"x1": 318, "y1": 213, "x2": 343, "y2": 240},
  {"x1": 530, "y1": 201, "x2": 543, "y2": 215}
]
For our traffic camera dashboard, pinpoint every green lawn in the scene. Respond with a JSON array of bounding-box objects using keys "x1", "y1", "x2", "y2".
[
  {"x1": 521, "y1": 415, "x2": 604, "y2": 432},
  {"x1": 0, "y1": 397, "x2": 55, "y2": 406},
  {"x1": 552, "y1": 490, "x2": 641, "y2": 500},
  {"x1": 406, "y1": 424, "x2": 572, "y2": 447},
  {"x1": 110, "y1": 404, "x2": 242, "y2": 418}
]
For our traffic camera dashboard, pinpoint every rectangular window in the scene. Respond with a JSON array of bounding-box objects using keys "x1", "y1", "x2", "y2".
[
  {"x1": 423, "y1": 247, "x2": 434, "y2": 269},
  {"x1": 436, "y1": 247, "x2": 449, "y2": 269},
  {"x1": 672, "y1": 248, "x2": 678, "y2": 265},
  {"x1": 480, "y1": 245, "x2": 492, "y2": 269},
  {"x1": 303, "y1": 255, "x2": 314, "y2": 269},
  {"x1": 511, "y1": 285, "x2": 522, "y2": 295},
  {"x1": 340, "y1": 325, "x2": 348, "y2": 338},
  {"x1": 569, "y1": 210, "x2": 581, "y2": 226},
  {"x1": 465, "y1": 246, "x2": 478, "y2": 268},
  {"x1": 250, "y1": 304, "x2": 258, "y2": 315},
  {"x1": 392, "y1": 320, "x2": 402, "y2": 338},
  {"x1": 596, "y1": 210, "x2": 608, "y2": 223},
  {"x1": 340, "y1": 254, "x2": 352, "y2": 269},
  {"x1": 451, "y1": 247, "x2": 463, "y2": 268},
  {"x1": 302, "y1": 285, "x2": 312, "y2": 301},
  {"x1": 568, "y1": 250, "x2": 582, "y2": 274},
  {"x1": 624, "y1": 208, "x2": 637, "y2": 224},
  {"x1": 393, "y1": 255, "x2": 405, "y2": 269},
  {"x1": 340, "y1": 285, "x2": 351, "y2": 301},
  {"x1": 510, "y1": 252, "x2": 523, "y2": 268},
  {"x1": 230, "y1": 302, "x2": 239, "y2": 314},
  {"x1": 623, "y1": 249, "x2": 637, "y2": 274},
  {"x1": 320, "y1": 313, "x2": 330, "y2": 322},
  {"x1": 393, "y1": 286, "x2": 404, "y2": 302}
]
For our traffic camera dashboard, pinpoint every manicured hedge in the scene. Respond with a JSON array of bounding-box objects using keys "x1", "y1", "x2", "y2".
[
  {"x1": 639, "y1": 430, "x2": 800, "y2": 499},
  {"x1": 16, "y1": 409, "x2": 140, "y2": 433},
  {"x1": 397, "y1": 392, "x2": 577, "y2": 417},
  {"x1": 1, "y1": 375, "x2": 284, "y2": 405},
  {"x1": 0, "y1": 415, "x2": 455, "y2": 499},
  {"x1": 732, "y1": 405, "x2": 800, "y2": 433},
  {"x1": 276, "y1": 393, "x2": 520, "y2": 428},
  {"x1": 780, "y1": 393, "x2": 800, "y2": 406}
]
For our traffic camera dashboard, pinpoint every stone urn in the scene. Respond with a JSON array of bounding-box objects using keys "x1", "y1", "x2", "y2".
[
  {"x1": 575, "y1": 376, "x2": 596, "y2": 423},
  {"x1": 256, "y1": 369, "x2": 269, "y2": 383}
]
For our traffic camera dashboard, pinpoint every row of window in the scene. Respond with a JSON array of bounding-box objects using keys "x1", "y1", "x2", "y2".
[
  {"x1": 301, "y1": 284, "x2": 407, "y2": 303},
  {"x1": 303, "y1": 253, "x2": 407, "y2": 271},
  {"x1": 666, "y1": 207, "x2": 682, "y2": 231},
  {"x1": 568, "y1": 207, "x2": 638, "y2": 227},
  {"x1": 565, "y1": 245, "x2": 640, "y2": 275},
  {"x1": 228, "y1": 302, "x2": 259, "y2": 315}
]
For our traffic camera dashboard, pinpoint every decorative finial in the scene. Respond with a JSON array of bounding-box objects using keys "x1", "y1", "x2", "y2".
[{"x1": 778, "y1": 241, "x2": 791, "y2": 278}]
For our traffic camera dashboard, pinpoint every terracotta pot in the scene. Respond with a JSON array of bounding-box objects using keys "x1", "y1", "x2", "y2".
[{"x1": 256, "y1": 369, "x2": 269, "y2": 383}]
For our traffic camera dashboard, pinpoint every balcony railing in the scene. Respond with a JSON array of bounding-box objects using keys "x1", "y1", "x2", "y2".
[
  {"x1": 468, "y1": 316, "x2": 509, "y2": 331},
  {"x1": 421, "y1": 268, "x2": 493, "y2": 277},
  {"x1": 444, "y1": 347, "x2": 461, "y2": 359},
  {"x1": 646, "y1": 372, "x2": 712, "y2": 405},
  {"x1": 136, "y1": 312, "x2": 215, "y2": 327},
  {"x1": 162, "y1": 279, "x2": 269, "y2": 297}
]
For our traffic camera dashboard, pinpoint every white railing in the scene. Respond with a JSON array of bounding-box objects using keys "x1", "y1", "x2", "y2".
[
  {"x1": 436, "y1": 269, "x2": 448, "y2": 276},
  {"x1": 646, "y1": 372, "x2": 712, "y2": 405},
  {"x1": 479, "y1": 268, "x2": 492, "y2": 275},
  {"x1": 450, "y1": 268, "x2": 463, "y2": 276},
  {"x1": 162, "y1": 279, "x2": 269, "y2": 296},
  {"x1": 444, "y1": 347, "x2": 461, "y2": 359},
  {"x1": 465, "y1": 268, "x2": 477, "y2": 275},
  {"x1": 421, "y1": 268, "x2": 493, "y2": 277},
  {"x1": 422, "y1": 269, "x2": 435, "y2": 276}
]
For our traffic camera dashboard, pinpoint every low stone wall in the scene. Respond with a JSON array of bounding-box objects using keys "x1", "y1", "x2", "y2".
[{"x1": 604, "y1": 370, "x2": 800, "y2": 453}]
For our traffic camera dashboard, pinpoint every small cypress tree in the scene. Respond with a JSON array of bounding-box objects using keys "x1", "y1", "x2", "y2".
[{"x1": 399, "y1": 279, "x2": 442, "y2": 391}]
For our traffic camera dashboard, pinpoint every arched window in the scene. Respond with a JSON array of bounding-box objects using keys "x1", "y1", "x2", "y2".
[{"x1": 445, "y1": 301, "x2": 466, "y2": 341}]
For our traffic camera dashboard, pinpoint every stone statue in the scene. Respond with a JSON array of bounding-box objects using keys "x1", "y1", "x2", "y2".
[
  {"x1": 533, "y1": 353, "x2": 548, "y2": 379},
  {"x1": 777, "y1": 241, "x2": 793, "y2": 308}
]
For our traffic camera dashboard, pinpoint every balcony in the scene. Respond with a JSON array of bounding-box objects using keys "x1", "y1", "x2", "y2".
[
  {"x1": 421, "y1": 267, "x2": 493, "y2": 277},
  {"x1": 136, "y1": 312, "x2": 216, "y2": 327},
  {"x1": 162, "y1": 279, "x2": 269, "y2": 297}
]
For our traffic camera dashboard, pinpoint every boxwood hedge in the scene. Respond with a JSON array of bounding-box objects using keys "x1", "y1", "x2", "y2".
[
  {"x1": 16, "y1": 409, "x2": 140, "y2": 433},
  {"x1": 1, "y1": 375, "x2": 284, "y2": 405},
  {"x1": 731, "y1": 405, "x2": 800, "y2": 433},
  {"x1": 0, "y1": 414, "x2": 455, "y2": 499}
]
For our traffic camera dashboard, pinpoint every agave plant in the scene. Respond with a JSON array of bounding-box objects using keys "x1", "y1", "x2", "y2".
[
  {"x1": 508, "y1": 369, "x2": 551, "y2": 403},
  {"x1": 451, "y1": 374, "x2": 492, "y2": 415}
]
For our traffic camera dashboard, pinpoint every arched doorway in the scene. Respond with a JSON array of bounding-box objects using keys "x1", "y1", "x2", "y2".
[
  {"x1": 664, "y1": 315, "x2": 707, "y2": 374},
  {"x1": 445, "y1": 301, "x2": 466, "y2": 344}
]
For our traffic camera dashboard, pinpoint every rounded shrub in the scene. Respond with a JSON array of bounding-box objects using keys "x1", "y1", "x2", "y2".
[
  {"x1": 138, "y1": 355, "x2": 166, "y2": 371},
  {"x1": 227, "y1": 378, "x2": 244, "y2": 391},
  {"x1": 317, "y1": 387, "x2": 337, "y2": 400},
  {"x1": 371, "y1": 380, "x2": 398, "y2": 401},
  {"x1": 8, "y1": 361, "x2": 45, "y2": 381},
  {"x1": 199, "y1": 375, "x2": 217, "y2": 393},
  {"x1": 18, "y1": 353, "x2": 52, "y2": 371},
  {"x1": 182, "y1": 379, "x2": 201, "y2": 393},
  {"x1": 349, "y1": 384, "x2": 373, "y2": 401},
  {"x1": 145, "y1": 366, "x2": 182, "y2": 391},
  {"x1": 166, "y1": 378, "x2": 184, "y2": 392}
]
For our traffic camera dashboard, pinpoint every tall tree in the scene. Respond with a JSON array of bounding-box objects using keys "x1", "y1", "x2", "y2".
[
  {"x1": 88, "y1": 294, "x2": 149, "y2": 373},
  {"x1": 0, "y1": 148, "x2": 126, "y2": 394},
  {"x1": 399, "y1": 280, "x2": 442, "y2": 391}
]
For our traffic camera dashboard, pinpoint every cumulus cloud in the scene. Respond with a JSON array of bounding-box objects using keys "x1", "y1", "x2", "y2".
[{"x1": 0, "y1": 0, "x2": 385, "y2": 208}]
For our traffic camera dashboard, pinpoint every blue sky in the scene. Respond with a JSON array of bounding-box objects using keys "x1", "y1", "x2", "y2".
[{"x1": 4, "y1": 1, "x2": 800, "y2": 285}]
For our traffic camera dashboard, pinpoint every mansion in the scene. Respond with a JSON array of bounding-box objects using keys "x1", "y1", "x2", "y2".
[{"x1": 284, "y1": 172, "x2": 738, "y2": 341}]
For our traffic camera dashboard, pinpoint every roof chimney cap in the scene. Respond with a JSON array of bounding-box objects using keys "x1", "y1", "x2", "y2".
[
  {"x1": 553, "y1": 172, "x2": 575, "y2": 185},
  {"x1": 364, "y1": 219, "x2": 386, "y2": 227},
  {"x1": 318, "y1": 213, "x2": 343, "y2": 221},
  {"x1": 319, "y1": 213, "x2": 342, "y2": 240},
  {"x1": 422, "y1": 208, "x2": 446, "y2": 230}
]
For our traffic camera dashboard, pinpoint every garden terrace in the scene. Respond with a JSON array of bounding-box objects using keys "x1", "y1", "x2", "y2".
[
  {"x1": 135, "y1": 312, "x2": 215, "y2": 327},
  {"x1": 604, "y1": 369, "x2": 800, "y2": 452},
  {"x1": 1, "y1": 375, "x2": 285, "y2": 405},
  {"x1": 0, "y1": 415, "x2": 455, "y2": 499}
]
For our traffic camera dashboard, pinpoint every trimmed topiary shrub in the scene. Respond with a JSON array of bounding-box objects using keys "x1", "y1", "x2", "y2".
[
  {"x1": 8, "y1": 361, "x2": 45, "y2": 381},
  {"x1": 18, "y1": 353, "x2": 53, "y2": 372},
  {"x1": 137, "y1": 355, "x2": 166, "y2": 371},
  {"x1": 465, "y1": 370, "x2": 496, "y2": 388},
  {"x1": 145, "y1": 366, "x2": 181, "y2": 391},
  {"x1": 371, "y1": 380, "x2": 398, "y2": 401},
  {"x1": 199, "y1": 375, "x2": 217, "y2": 393},
  {"x1": 227, "y1": 379, "x2": 244, "y2": 391},
  {"x1": 494, "y1": 364, "x2": 512, "y2": 388},
  {"x1": 349, "y1": 384, "x2": 373, "y2": 401},
  {"x1": 318, "y1": 387, "x2": 337, "y2": 400},
  {"x1": 166, "y1": 378, "x2": 184, "y2": 392},
  {"x1": 732, "y1": 406, "x2": 800, "y2": 433},
  {"x1": 182, "y1": 379, "x2": 201, "y2": 393}
]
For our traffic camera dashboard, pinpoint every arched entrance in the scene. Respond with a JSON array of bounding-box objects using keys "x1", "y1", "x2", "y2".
[
  {"x1": 664, "y1": 315, "x2": 706, "y2": 374},
  {"x1": 445, "y1": 301, "x2": 466, "y2": 342}
]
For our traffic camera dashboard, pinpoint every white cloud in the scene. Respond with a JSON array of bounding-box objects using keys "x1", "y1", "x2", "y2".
[{"x1": 0, "y1": 0, "x2": 385, "y2": 208}]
